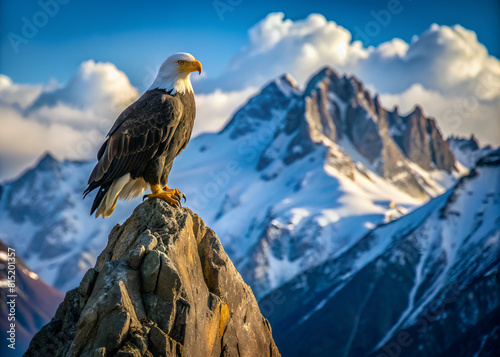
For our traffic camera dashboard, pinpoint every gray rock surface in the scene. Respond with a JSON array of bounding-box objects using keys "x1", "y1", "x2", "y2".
[{"x1": 24, "y1": 200, "x2": 280, "y2": 357}]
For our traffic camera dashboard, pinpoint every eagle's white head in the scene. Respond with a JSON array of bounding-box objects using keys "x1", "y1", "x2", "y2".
[{"x1": 149, "y1": 52, "x2": 202, "y2": 94}]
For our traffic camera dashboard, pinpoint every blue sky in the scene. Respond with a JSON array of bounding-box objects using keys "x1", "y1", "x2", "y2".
[{"x1": 1, "y1": 0, "x2": 499, "y2": 90}]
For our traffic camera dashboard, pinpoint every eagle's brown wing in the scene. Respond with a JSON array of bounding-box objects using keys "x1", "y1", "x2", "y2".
[{"x1": 83, "y1": 89, "x2": 182, "y2": 213}]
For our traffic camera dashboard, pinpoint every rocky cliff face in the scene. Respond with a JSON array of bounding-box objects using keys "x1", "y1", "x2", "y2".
[
  {"x1": 297, "y1": 68, "x2": 456, "y2": 195},
  {"x1": 25, "y1": 200, "x2": 280, "y2": 357}
]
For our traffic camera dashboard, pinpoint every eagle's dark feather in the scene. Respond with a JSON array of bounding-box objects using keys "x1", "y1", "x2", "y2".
[{"x1": 83, "y1": 88, "x2": 196, "y2": 215}]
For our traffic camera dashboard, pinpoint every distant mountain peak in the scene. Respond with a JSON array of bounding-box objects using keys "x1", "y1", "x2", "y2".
[
  {"x1": 36, "y1": 151, "x2": 59, "y2": 169},
  {"x1": 404, "y1": 104, "x2": 424, "y2": 119},
  {"x1": 477, "y1": 148, "x2": 500, "y2": 167},
  {"x1": 276, "y1": 73, "x2": 298, "y2": 89},
  {"x1": 304, "y1": 66, "x2": 342, "y2": 95},
  {"x1": 234, "y1": 65, "x2": 457, "y2": 197},
  {"x1": 448, "y1": 134, "x2": 481, "y2": 149},
  {"x1": 313, "y1": 66, "x2": 341, "y2": 80},
  {"x1": 221, "y1": 75, "x2": 300, "y2": 139}
]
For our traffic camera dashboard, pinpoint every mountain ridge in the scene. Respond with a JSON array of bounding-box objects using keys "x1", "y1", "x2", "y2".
[
  {"x1": 1, "y1": 65, "x2": 468, "y2": 298},
  {"x1": 1, "y1": 64, "x2": 497, "y2": 357},
  {"x1": 260, "y1": 149, "x2": 500, "y2": 356}
]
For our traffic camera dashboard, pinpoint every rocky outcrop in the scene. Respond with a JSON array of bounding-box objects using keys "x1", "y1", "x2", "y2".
[
  {"x1": 400, "y1": 105, "x2": 456, "y2": 172},
  {"x1": 25, "y1": 200, "x2": 280, "y2": 357}
]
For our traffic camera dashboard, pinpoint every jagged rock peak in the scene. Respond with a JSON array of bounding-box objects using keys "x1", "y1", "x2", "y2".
[
  {"x1": 405, "y1": 104, "x2": 424, "y2": 118},
  {"x1": 312, "y1": 66, "x2": 341, "y2": 80},
  {"x1": 25, "y1": 200, "x2": 281, "y2": 357},
  {"x1": 391, "y1": 105, "x2": 400, "y2": 116},
  {"x1": 36, "y1": 151, "x2": 59, "y2": 170},
  {"x1": 275, "y1": 73, "x2": 299, "y2": 91},
  {"x1": 304, "y1": 66, "x2": 341, "y2": 94},
  {"x1": 448, "y1": 134, "x2": 481, "y2": 150},
  {"x1": 221, "y1": 74, "x2": 300, "y2": 139}
]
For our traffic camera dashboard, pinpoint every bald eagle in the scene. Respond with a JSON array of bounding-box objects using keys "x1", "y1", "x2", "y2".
[{"x1": 83, "y1": 53, "x2": 202, "y2": 218}]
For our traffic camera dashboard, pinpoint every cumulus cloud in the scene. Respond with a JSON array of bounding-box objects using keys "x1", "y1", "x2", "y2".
[
  {"x1": 362, "y1": 24, "x2": 500, "y2": 145},
  {"x1": 193, "y1": 87, "x2": 256, "y2": 136},
  {"x1": 28, "y1": 60, "x2": 139, "y2": 114},
  {"x1": 0, "y1": 60, "x2": 139, "y2": 181},
  {"x1": 355, "y1": 24, "x2": 500, "y2": 97},
  {"x1": 198, "y1": 13, "x2": 499, "y2": 145},
  {"x1": 0, "y1": 75, "x2": 44, "y2": 109},
  {"x1": 197, "y1": 13, "x2": 367, "y2": 92},
  {"x1": 203, "y1": 13, "x2": 500, "y2": 98},
  {"x1": 0, "y1": 105, "x2": 89, "y2": 180}
]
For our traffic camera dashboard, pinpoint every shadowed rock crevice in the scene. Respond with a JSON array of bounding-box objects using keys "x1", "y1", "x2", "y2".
[{"x1": 25, "y1": 200, "x2": 280, "y2": 357}]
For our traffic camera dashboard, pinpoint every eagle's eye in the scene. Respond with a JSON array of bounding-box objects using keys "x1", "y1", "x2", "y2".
[{"x1": 178, "y1": 60, "x2": 184, "y2": 65}]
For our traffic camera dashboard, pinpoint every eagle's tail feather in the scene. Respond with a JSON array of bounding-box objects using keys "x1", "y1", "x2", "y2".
[
  {"x1": 93, "y1": 174, "x2": 132, "y2": 218},
  {"x1": 90, "y1": 182, "x2": 111, "y2": 216}
]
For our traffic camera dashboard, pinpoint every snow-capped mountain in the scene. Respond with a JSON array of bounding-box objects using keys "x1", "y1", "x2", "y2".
[
  {"x1": 171, "y1": 68, "x2": 463, "y2": 297},
  {"x1": 0, "y1": 67, "x2": 465, "y2": 298},
  {"x1": 0, "y1": 154, "x2": 137, "y2": 292},
  {"x1": 261, "y1": 149, "x2": 500, "y2": 357},
  {"x1": 448, "y1": 134, "x2": 495, "y2": 169}
]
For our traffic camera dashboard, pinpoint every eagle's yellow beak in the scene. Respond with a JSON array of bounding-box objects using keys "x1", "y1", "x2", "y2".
[{"x1": 179, "y1": 60, "x2": 202, "y2": 74}]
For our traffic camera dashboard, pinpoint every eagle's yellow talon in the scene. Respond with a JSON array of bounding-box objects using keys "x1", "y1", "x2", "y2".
[
  {"x1": 163, "y1": 186, "x2": 186, "y2": 203},
  {"x1": 146, "y1": 191, "x2": 181, "y2": 207},
  {"x1": 145, "y1": 184, "x2": 182, "y2": 207}
]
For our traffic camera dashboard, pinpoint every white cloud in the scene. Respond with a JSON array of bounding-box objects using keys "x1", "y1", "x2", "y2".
[
  {"x1": 355, "y1": 24, "x2": 500, "y2": 97},
  {"x1": 0, "y1": 74, "x2": 44, "y2": 109},
  {"x1": 198, "y1": 13, "x2": 499, "y2": 146},
  {"x1": 200, "y1": 13, "x2": 367, "y2": 91},
  {"x1": 208, "y1": 13, "x2": 500, "y2": 97},
  {"x1": 27, "y1": 60, "x2": 139, "y2": 117},
  {"x1": 0, "y1": 60, "x2": 139, "y2": 181},
  {"x1": 193, "y1": 87, "x2": 256, "y2": 136},
  {"x1": 0, "y1": 105, "x2": 89, "y2": 179}
]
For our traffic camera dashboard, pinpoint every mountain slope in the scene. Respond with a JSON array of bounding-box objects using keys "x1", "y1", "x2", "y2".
[
  {"x1": 0, "y1": 67, "x2": 464, "y2": 298},
  {"x1": 0, "y1": 154, "x2": 136, "y2": 292},
  {"x1": 448, "y1": 134, "x2": 494, "y2": 169},
  {"x1": 260, "y1": 150, "x2": 500, "y2": 357},
  {"x1": 0, "y1": 240, "x2": 63, "y2": 357}
]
